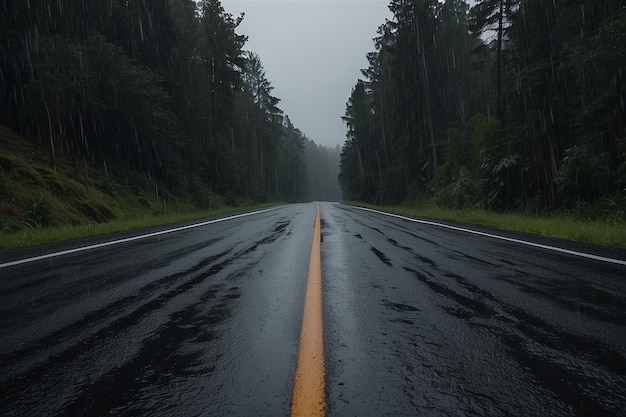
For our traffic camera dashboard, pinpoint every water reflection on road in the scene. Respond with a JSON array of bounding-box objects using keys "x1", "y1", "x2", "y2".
[{"x1": 1, "y1": 203, "x2": 624, "y2": 416}]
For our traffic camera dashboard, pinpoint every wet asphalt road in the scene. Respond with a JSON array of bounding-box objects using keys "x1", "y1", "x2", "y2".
[{"x1": 1, "y1": 202, "x2": 625, "y2": 416}]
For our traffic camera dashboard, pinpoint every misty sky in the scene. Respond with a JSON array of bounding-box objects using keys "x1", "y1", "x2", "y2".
[{"x1": 222, "y1": 0, "x2": 393, "y2": 148}]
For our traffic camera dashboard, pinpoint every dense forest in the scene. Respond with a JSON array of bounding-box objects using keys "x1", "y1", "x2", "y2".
[
  {"x1": 340, "y1": 0, "x2": 625, "y2": 217},
  {"x1": 0, "y1": 0, "x2": 340, "y2": 206}
]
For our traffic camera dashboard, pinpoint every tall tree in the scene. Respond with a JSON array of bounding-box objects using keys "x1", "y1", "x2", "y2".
[
  {"x1": 469, "y1": 0, "x2": 519, "y2": 119},
  {"x1": 340, "y1": 80, "x2": 376, "y2": 202}
]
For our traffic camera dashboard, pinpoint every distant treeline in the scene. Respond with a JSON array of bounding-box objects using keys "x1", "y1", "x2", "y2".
[
  {"x1": 0, "y1": 0, "x2": 338, "y2": 205},
  {"x1": 305, "y1": 139, "x2": 342, "y2": 202},
  {"x1": 340, "y1": 0, "x2": 625, "y2": 216}
]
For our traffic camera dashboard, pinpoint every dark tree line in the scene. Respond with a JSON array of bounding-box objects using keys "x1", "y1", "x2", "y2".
[
  {"x1": 340, "y1": 0, "x2": 626, "y2": 216},
  {"x1": 0, "y1": 0, "x2": 311, "y2": 204},
  {"x1": 305, "y1": 140, "x2": 342, "y2": 202}
]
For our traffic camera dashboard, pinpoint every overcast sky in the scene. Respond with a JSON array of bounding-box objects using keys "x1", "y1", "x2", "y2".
[{"x1": 222, "y1": 0, "x2": 393, "y2": 148}]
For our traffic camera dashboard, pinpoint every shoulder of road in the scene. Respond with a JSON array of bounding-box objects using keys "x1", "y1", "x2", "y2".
[
  {"x1": 2, "y1": 203, "x2": 625, "y2": 268},
  {"x1": 342, "y1": 204, "x2": 626, "y2": 266},
  {"x1": 0, "y1": 206, "x2": 283, "y2": 268}
]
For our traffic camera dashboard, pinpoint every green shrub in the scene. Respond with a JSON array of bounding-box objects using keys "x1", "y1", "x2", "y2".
[
  {"x1": 188, "y1": 176, "x2": 224, "y2": 210},
  {"x1": 23, "y1": 194, "x2": 50, "y2": 228},
  {"x1": 432, "y1": 168, "x2": 482, "y2": 210},
  {"x1": 0, "y1": 171, "x2": 10, "y2": 199}
]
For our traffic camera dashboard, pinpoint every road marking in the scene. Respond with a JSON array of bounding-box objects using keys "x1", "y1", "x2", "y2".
[
  {"x1": 353, "y1": 206, "x2": 626, "y2": 266},
  {"x1": 291, "y1": 203, "x2": 326, "y2": 417},
  {"x1": 0, "y1": 208, "x2": 276, "y2": 269}
]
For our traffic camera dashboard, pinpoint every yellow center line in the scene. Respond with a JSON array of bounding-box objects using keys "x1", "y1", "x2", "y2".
[{"x1": 291, "y1": 203, "x2": 326, "y2": 417}]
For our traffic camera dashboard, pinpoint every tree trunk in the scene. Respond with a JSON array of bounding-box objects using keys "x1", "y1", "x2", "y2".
[
  {"x1": 496, "y1": 0, "x2": 504, "y2": 120},
  {"x1": 260, "y1": 139, "x2": 264, "y2": 180},
  {"x1": 422, "y1": 52, "x2": 437, "y2": 175},
  {"x1": 44, "y1": 99, "x2": 56, "y2": 172},
  {"x1": 375, "y1": 150, "x2": 383, "y2": 206}
]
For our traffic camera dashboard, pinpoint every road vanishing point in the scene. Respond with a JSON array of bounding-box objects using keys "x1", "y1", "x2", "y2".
[{"x1": 1, "y1": 202, "x2": 625, "y2": 416}]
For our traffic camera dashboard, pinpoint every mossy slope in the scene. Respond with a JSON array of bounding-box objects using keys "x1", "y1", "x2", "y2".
[{"x1": 0, "y1": 126, "x2": 212, "y2": 248}]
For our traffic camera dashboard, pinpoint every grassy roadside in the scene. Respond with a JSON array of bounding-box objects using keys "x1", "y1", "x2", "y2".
[
  {"x1": 0, "y1": 203, "x2": 279, "y2": 250},
  {"x1": 0, "y1": 125, "x2": 284, "y2": 250},
  {"x1": 344, "y1": 201, "x2": 626, "y2": 249}
]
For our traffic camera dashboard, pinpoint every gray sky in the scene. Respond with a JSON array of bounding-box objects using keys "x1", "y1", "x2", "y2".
[{"x1": 222, "y1": 0, "x2": 392, "y2": 148}]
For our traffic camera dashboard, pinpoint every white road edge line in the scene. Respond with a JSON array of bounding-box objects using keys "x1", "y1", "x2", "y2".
[
  {"x1": 0, "y1": 208, "x2": 276, "y2": 269},
  {"x1": 352, "y1": 206, "x2": 626, "y2": 266}
]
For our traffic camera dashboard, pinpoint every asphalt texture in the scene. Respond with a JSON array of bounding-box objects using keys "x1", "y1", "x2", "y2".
[{"x1": 1, "y1": 202, "x2": 625, "y2": 416}]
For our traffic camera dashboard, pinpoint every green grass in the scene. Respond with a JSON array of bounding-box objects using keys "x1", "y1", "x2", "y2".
[
  {"x1": 345, "y1": 201, "x2": 626, "y2": 248},
  {"x1": 0, "y1": 203, "x2": 280, "y2": 250},
  {"x1": 0, "y1": 125, "x2": 284, "y2": 250}
]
